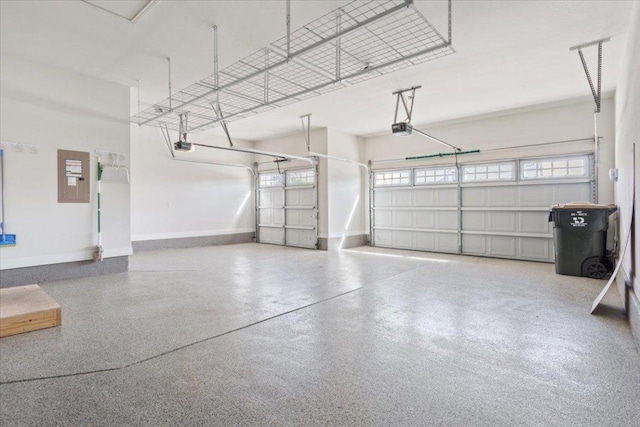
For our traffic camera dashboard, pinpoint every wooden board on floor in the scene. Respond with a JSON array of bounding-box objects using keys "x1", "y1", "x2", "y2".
[{"x1": 0, "y1": 284, "x2": 61, "y2": 338}]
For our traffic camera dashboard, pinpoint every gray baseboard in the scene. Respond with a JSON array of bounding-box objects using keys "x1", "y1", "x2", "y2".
[
  {"x1": 132, "y1": 232, "x2": 255, "y2": 252},
  {"x1": 0, "y1": 256, "x2": 129, "y2": 288},
  {"x1": 318, "y1": 234, "x2": 369, "y2": 251}
]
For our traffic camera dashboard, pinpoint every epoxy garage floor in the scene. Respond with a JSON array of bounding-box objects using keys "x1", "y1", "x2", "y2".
[{"x1": 1, "y1": 243, "x2": 639, "y2": 426}]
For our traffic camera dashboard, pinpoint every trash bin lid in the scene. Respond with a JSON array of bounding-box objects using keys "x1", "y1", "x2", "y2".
[{"x1": 551, "y1": 202, "x2": 617, "y2": 210}]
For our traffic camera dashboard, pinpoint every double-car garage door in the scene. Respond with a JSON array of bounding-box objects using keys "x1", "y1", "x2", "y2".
[
  {"x1": 257, "y1": 168, "x2": 318, "y2": 249},
  {"x1": 371, "y1": 153, "x2": 594, "y2": 262}
]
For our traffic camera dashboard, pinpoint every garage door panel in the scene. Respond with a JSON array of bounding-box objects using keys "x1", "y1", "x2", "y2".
[
  {"x1": 413, "y1": 210, "x2": 435, "y2": 228},
  {"x1": 286, "y1": 190, "x2": 300, "y2": 206},
  {"x1": 393, "y1": 211, "x2": 413, "y2": 227},
  {"x1": 413, "y1": 188, "x2": 435, "y2": 206},
  {"x1": 553, "y1": 183, "x2": 590, "y2": 204},
  {"x1": 260, "y1": 190, "x2": 283, "y2": 207},
  {"x1": 260, "y1": 208, "x2": 284, "y2": 225},
  {"x1": 488, "y1": 212, "x2": 517, "y2": 232},
  {"x1": 462, "y1": 211, "x2": 485, "y2": 231},
  {"x1": 436, "y1": 211, "x2": 458, "y2": 230},
  {"x1": 271, "y1": 190, "x2": 285, "y2": 207},
  {"x1": 393, "y1": 190, "x2": 412, "y2": 207},
  {"x1": 414, "y1": 232, "x2": 436, "y2": 250},
  {"x1": 393, "y1": 230, "x2": 413, "y2": 247},
  {"x1": 374, "y1": 229, "x2": 394, "y2": 246},
  {"x1": 436, "y1": 188, "x2": 458, "y2": 207},
  {"x1": 286, "y1": 229, "x2": 316, "y2": 248},
  {"x1": 285, "y1": 209, "x2": 315, "y2": 227},
  {"x1": 462, "y1": 234, "x2": 486, "y2": 255},
  {"x1": 462, "y1": 187, "x2": 485, "y2": 207},
  {"x1": 488, "y1": 236, "x2": 517, "y2": 257},
  {"x1": 374, "y1": 190, "x2": 393, "y2": 207},
  {"x1": 436, "y1": 234, "x2": 459, "y2": 252},
  {"x1": 519, "y1": 237, "x2": 551, "y2": 261},
  {"x1": 374, "y1": 210, "x2": 393, "y2": 227},
  {"x1": 287, "y1": 188, "x2": 315, "y2": 206},
  {"x1": 520, "y1": 212, "x2": 550, "y2": 234},
  {"x1": 488, "y1": 187, "x2": 517, "y2": 206},
  {"x1": 260, "y1": 227, "x2": 285, "y2": 245},
  {"x1": 518, "y1": 186, "x2": 550, "y2": 206}
]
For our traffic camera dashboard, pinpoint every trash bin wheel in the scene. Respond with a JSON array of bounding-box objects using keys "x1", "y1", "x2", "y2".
[{"x1": 583, "y1": 260, "x2": 608, "y2": 279}]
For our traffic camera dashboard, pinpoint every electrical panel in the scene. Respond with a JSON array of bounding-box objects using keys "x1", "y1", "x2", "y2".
[{"x1": 58, "y1": 149, "x2": 90, "y2": 203}]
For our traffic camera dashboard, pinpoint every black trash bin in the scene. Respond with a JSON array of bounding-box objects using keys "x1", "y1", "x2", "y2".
[{"x1": 549, "y1": 203, "x2": 617, "y2": 279}]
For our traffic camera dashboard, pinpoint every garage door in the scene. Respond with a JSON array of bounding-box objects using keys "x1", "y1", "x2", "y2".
[
  {"x1": 371, "y1": 153, "x2": 594, "y2": 262},
  {"x1": 257, "y1": 168, "x2": 318, "y2": 249}
]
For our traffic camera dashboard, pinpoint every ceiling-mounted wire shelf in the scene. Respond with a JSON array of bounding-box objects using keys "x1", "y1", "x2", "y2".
[{"x1": 132, "y1": 0, "x2": 455, "y2": 133}]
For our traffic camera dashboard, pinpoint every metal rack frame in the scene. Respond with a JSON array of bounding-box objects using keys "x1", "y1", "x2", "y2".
[{"x1": 132, "y1": 0, "x2": 454, "y2": 133}]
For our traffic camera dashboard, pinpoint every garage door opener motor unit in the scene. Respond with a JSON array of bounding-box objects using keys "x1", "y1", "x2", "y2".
[{"x1": 549, "y1": 203, "x2": 617, "y2": 279}]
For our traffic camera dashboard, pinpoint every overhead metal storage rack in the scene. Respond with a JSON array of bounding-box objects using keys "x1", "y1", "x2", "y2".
[{"x1": 132, "y1": 0, "x2": 455, "y2": 133}]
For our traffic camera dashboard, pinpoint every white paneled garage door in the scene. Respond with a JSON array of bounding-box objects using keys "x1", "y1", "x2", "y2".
[
  {"x1": 371, "y1": 154, "x2": 594, "y2": 262},
  {"x1": 257, "y1": 168, "x2": 318, "y2": 249}
]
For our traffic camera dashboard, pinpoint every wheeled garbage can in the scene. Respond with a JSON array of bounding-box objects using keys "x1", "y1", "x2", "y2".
[{"x1": 548, "y1": 203, "x2": 617, "y2": 279}]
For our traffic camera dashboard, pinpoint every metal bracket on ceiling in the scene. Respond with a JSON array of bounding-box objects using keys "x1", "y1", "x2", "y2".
[
  {"x1": 392, "y1": 86, "x2": 422, "y2": 124},
  {"x1": 570, "y1": 38, "x2": 610, "y2": 113}
]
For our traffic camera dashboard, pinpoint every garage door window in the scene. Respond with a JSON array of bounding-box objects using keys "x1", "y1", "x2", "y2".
[
  {"x1": 414, "y1": 167, "x2": 457, "y2": 184},
  {"x1": 520, "y1": 155, "x2": 588, "y2": 180},
  {"x1": 259, "y1": 172, "x2": 283, "y2": 187},
  {"x1": 375, "y1": 170, "x2": 411, "y2": 187},
  {"x1": 286, "y1": 170, "x2": 315, "y2": 186},
  {"x1": 462, "y1": 162, "x2": 515, "y2": 182}
]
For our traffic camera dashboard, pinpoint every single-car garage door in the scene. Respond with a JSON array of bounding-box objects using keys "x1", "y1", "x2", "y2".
[
  {"x1": 257, "y1": 168, "x2": 318, "y2": 249},
  {"x1": 371, "y1": 153, "x2": 594, "y2": 262}
]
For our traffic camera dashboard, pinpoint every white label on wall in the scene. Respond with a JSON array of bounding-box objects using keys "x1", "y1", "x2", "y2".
[{"x1": 65, "y1": 159, "x2": 82, "y2": 177}]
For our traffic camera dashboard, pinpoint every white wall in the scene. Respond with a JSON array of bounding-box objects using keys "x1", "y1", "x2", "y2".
[
  {"x1": 614, "y1": 1, "x2": 640, "y2": 338},
  {"x1": 130, "y1": 125, "x2": 255, "y2": 241},
  {"x1": 365, "y1": 97, "x2": 616, "y2": 205},
  {"x1": 0, "y1": 55, "x2": 131, "y2": 269},
  {"x1": 326, "y1": 129, "x2": 367, "y2": 241}
]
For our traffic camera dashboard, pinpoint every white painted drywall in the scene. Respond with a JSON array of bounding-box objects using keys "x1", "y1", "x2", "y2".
[
  {"x1": 255, "y1": 128, "x2": 328, "y2": 238},
  {"x1": 130, "y1": 124, "x2": 255, "y2": 241},
  {"x1": 614, "y1": 2, "x2": 639, "y2": 337},
  {"x1": 0, "y1": 55, "x2": 131, "y2": 269},
  {"x1": 365, "y1": 97, "x2": 616, "y2": 206},
  {"x1": 326, "y1": 129, "x2": 367, "y2": 241}
]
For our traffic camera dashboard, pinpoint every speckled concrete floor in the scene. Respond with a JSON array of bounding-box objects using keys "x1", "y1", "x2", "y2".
[{"x1": 1, "y1": 243, "x2": 638, "y2": 426}]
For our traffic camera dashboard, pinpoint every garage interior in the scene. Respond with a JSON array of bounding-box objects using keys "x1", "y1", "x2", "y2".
[{"x1": 0, "y1": 0, "x2": 639, "y2": 425}]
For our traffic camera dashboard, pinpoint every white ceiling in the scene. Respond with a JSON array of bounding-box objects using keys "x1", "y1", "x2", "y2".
[{"x1": 0, "y1": 0, "x2": 634, "y2": 141}]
